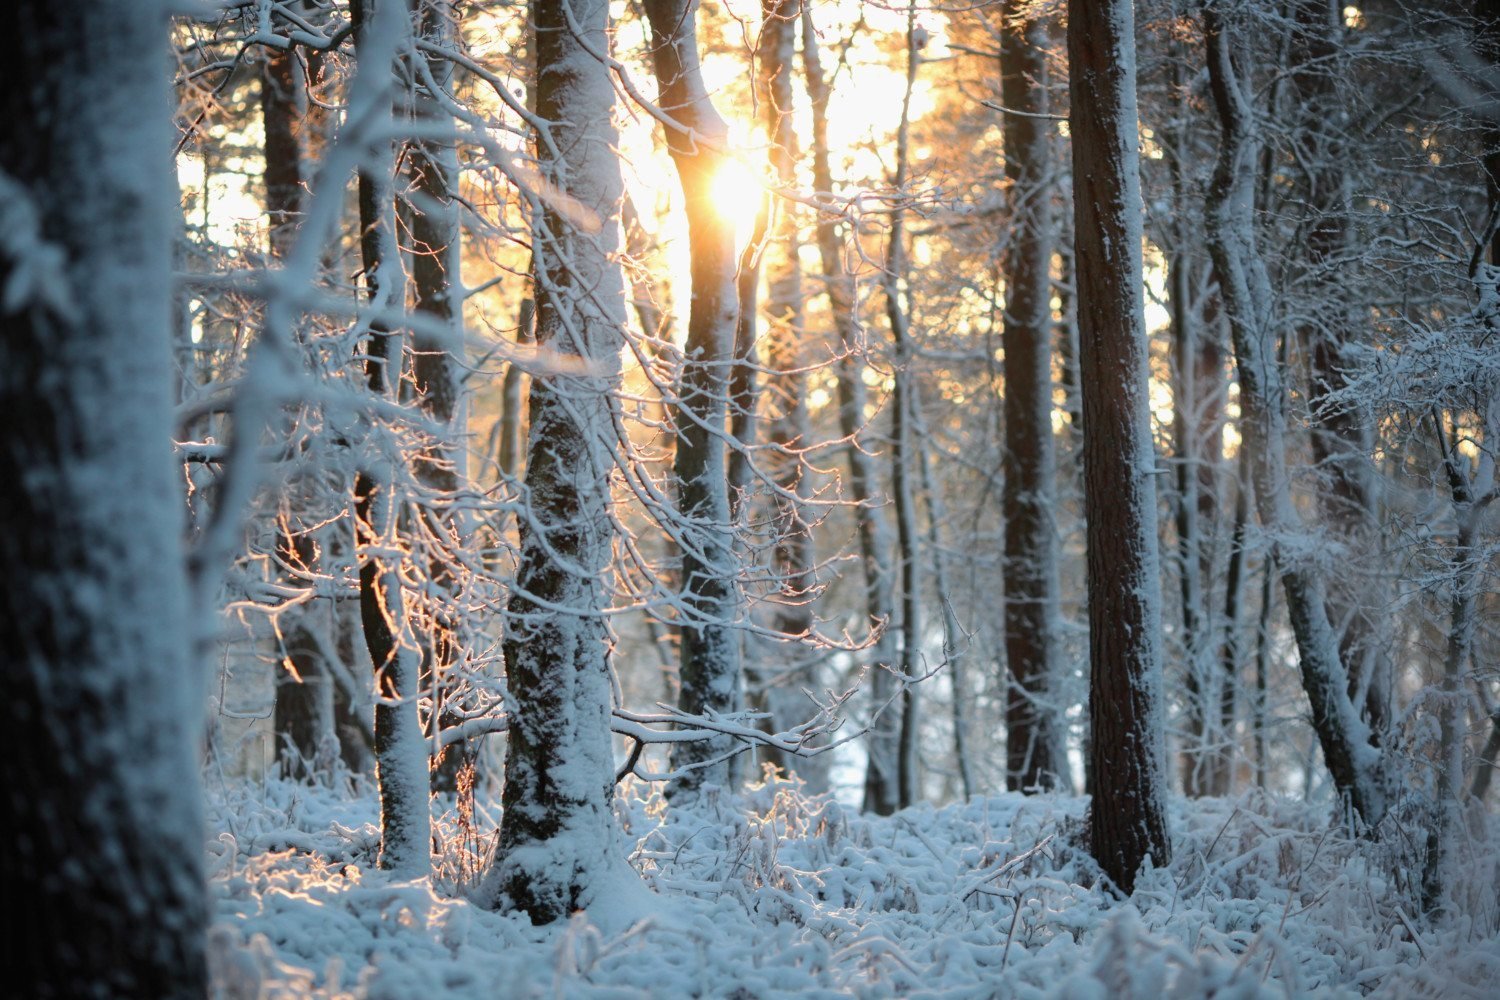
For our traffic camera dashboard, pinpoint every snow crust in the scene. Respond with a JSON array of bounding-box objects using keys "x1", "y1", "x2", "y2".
[{"x1": 205, "y1": 775, "x2": 1500, "y2": 997}]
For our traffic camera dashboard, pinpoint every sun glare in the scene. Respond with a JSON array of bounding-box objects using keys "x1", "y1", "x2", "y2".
[{"x1": 711, "y1": 157, "x2": 767, "y2": 246}]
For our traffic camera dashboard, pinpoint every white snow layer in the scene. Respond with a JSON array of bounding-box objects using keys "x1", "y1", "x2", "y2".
[{"x1": 205, "y1": 776, "x2": 1500, "y2": 998}]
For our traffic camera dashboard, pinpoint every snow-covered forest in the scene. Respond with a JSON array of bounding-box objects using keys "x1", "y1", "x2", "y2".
[{"x1": 6, "y1": 0, "x2": 1500, "y2": 995}]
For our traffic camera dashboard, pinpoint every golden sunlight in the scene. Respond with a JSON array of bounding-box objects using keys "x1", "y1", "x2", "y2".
[{"x1": 710, "y1": 156, "x2": 766, "y2": 245}]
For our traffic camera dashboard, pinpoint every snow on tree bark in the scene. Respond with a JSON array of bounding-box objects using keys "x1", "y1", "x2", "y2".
[
  {"x1": 1290, "y1": 0, "x2": 1388, "y2": 736},
  {"x1": 644, "y1": 0, "x2": 745, "y2": 797},
  {"x1": 1067, "y1": 0, "x2": 1173, "y2": 892},
  {"x1": 480, "y1": 0, "x2": 639, "y2": 923},
  {"x1": 1, "y1": 0, "x2": 207, "y2": 993},
  {"x1": 406, "y1": 0, "x2": 473, "y2": 792},
  {"x1": 350, "y1": 0, "x2": 432, "y2": 876},
  {"x1": 1202, "y1": 7, "x2": 1386, "y2": 828},
  {"x1": 1000, "y1": 1, "x2": 1065, "y2": 794}
]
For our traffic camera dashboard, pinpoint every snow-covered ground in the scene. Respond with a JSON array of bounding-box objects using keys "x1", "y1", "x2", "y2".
[{"x1": 205, "y1": 774, "x2": 1500, "y2": 998}]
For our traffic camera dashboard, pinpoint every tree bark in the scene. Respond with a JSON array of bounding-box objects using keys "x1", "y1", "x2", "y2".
[
  {"x1": 406, "y1": 0, "x2": 473, "y2": 793},
  {"x1": 1202, "y1": 7, "x2": 1385, "y2": 827},
  {"x1": 350, "y1": 0, "x2": 431, "y2": 876},
  {"x1": 1068, "y1": 0, "x2": 1173, "y2": 892},
  {"x1": 999, "y1": 0, "x2": 1065, "y2": 793},
  {"x1": 1, "y1": 1, "x2": 207, "y2": 992},
  {"x1": 888, "y1": 7, "x2": 924, "y2": 811},
  {"x1": 645, "y1": 0, "x2": 745, "y2": 796},
  {"x1": 480, "y1": 0, "x2": 636, "y2": 923},
  {"x1": 1291, "y1": 0, "x2": 1388, "y2": 736},
  {"x1": 800, "y1": 8, "x2": 902, "y2": 814}
]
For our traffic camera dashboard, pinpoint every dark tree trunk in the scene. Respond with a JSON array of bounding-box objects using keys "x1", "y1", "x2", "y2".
[
  {"x1": 1000, "y1": 0, "x2": 1064, "y2": 793},
  {"x1": 1291, "y1": 0, "x2": 1387, "y2": 735},
  {"x1": 888, "y1": 9, "x2": 924, "y2": 811},
  {"x1": 1, "y1": 2, "x2": 207, "y2": 993},
  {"x1": 261, "y1": 41, "x2": 341, "y2": 776},
  {"x1": 1068, "y1": 0, "x2": 1173, "y2": 893}
]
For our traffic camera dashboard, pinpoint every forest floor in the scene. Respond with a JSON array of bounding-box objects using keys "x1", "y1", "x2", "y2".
[{"x1": 205, "y1": 773, "x2": 1500, "y2": 998}]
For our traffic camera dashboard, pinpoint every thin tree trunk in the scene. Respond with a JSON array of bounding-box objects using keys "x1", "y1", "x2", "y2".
[
  {"x1": 481, "y1": 0, "x2": 636, "y2": 923},
  {"x1": 262, "y1": 41, "x2": 340, "y2": 775},
  {"x1": 887, "y1": 5, "x2": 924, "y2": 811},
  {"x1": 1421, "y1": 394, "x2": 1497, "y2": 913},
  {"x1": 645, "y1": 0, "x2": 745, "y2": 797},
  {"x1": 744, "y1": 0, "x2": 820, "y2": 784},
  {"x1": 406, "y1": 0, "x2": 472, "y2": 792},
  {"x1": 1069, "y1": 0, "x2": 1173, "y2": 892},
  {"x1": 916, "y1": 430, "x2": 974, "y2": 799},
  {"x1": 1202, "y1": 7, "x2": 1385, "y2": 827},
  {"x1": 350, "y1": 0, "x2": 431, "y2": 875},
  {"x1": 1000, "y1": 0, "x2": 1064, "y2": 793},
  {"x1": 1292, "y1": 0, "x2": 1387, "y2": 736},
  {"x1": 800, "y1": 9, "x2": 901, "y2": 814},
  {"x1": 2, "y1": 2, "x2": 207, "y2": 991},
  {"x1": 1255, "y1": 545, "x2": 1275, "y2": 791}
]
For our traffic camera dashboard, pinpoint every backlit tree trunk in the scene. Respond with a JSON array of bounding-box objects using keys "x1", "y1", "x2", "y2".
[
  {"x1": 645, "y1": 0, "x2": 745, "y2": 796},
  {"x1": 406, "y1": 0, "x2": 472, "y2": 791},
  {"x1": 350, "y1": 0, "x2": 431, "y2": 876},
  {"x1": 800, "y1": 8, "x2": 901, "y2": 814}
]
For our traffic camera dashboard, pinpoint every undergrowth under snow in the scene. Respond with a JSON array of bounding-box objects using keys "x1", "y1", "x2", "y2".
[{"x1": 205, "y1": 774, "x2": 1500, "y2": 998}]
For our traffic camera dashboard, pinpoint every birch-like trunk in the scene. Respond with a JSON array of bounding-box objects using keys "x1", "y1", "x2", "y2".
[
  {"x1": 1202, "y1": 8, "x2": 1386, "y2": 827},
  {"x1": 2, "y1": 1, "x2": 207, "y2": 991},
  {"x1": 350, "y1": 0, "x2": 431, "y2": 876},
  {"x1": 481, "y1": 0, "x2": 637, "y2": 923},
  {"x1": 1068, "y1": 0, "x2": 1172, "y2": 891},
  {"x1": 1422, "y1": 407, "x2": 1495, "y2": 915},
  {"x1": 800, "y1": 9, "x2": 902, "y2": 814},
  {"x1": 999, "y1": 0, "x2": 1064, "y2": 793},
  {"x1": 645, "y1": 0, "x2": 745, "y2": 796}
]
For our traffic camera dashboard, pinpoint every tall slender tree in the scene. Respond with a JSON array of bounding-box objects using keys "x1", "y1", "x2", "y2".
[
  {"x1": 644, "y1": 0, "x2": 745, "y2": 796},
  {"x1": 350, "y1": 0, "x2": 431, "y2": 875},
  {"x1": 1068, "y1": 0, "x2": 1172, "y2": 891},
  {"x1": 999, "y1": 0, "x2": 1064, "y2": 793},
  {"x1": 799, "y1": 8, "x2": 902, "y2": 815},
  {"x1": 1202, "y1": 6, "x2": 1386, "y2": 828}
]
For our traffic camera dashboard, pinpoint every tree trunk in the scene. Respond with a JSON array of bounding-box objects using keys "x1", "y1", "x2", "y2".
[
  {"x1": 800, "y1": 8, "x2": 902, "y2": 814},
  {"x1": 1291, "y1": 0, "x2": 1387, "y2": 736},
  {"x1": 1202, "y1": 7, "x2": 1385, "y2": 827},
  {"x1": 406, "y1": 0, "x2": 473, "y2": 793},
  {"x1": 480, "y1": 0, "x2": 637, "y2": 923},
  {"x1": 350, "y1": 0, "x2": 431, "y2": 876},
  {"x1": 1000, "y1": 0, "x2": 1064, "y2": 793},
  {"x1": 888, "y1": 6, "x2": 924, "y2": 811},
  {"x1": 1068, "y1": 0, "x2": 1173, "y2": 892},
  {"x1": 1, "y1": 2, "x2": 207, "y2": 992},
  {"x1": 644, "y1": 0, "x2": 745, "y2": 797}
]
